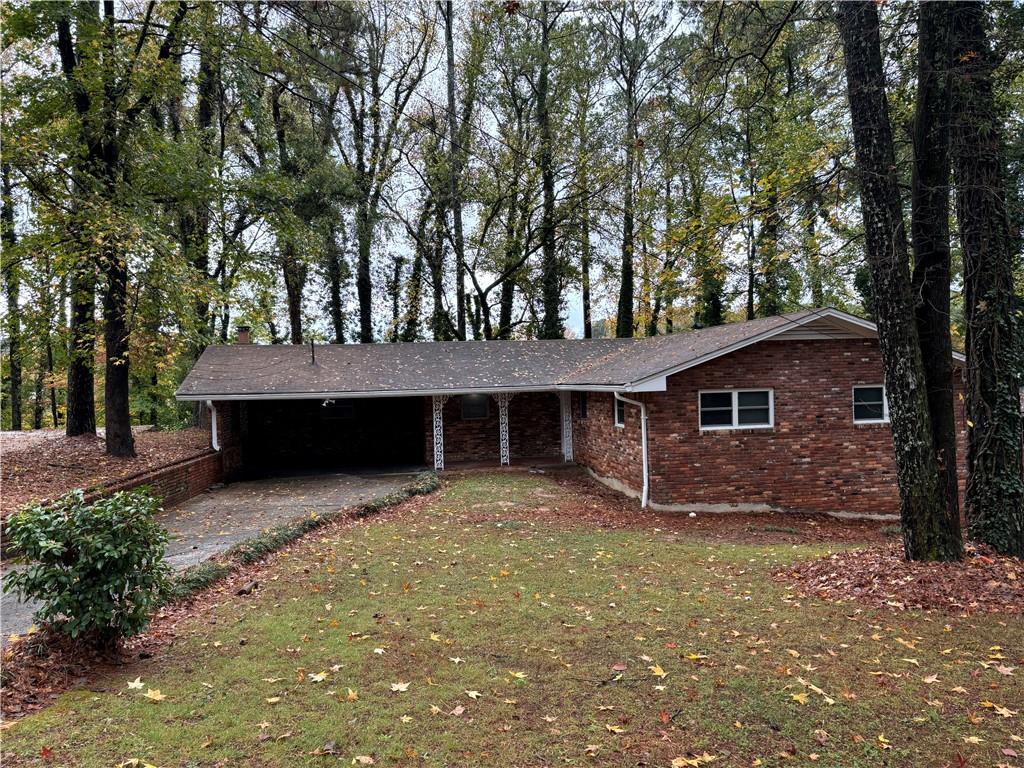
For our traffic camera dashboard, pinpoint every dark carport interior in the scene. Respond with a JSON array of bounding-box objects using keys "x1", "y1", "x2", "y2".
[{"x1": 239, "y1": 397, "x2": 426, "y2": 474}]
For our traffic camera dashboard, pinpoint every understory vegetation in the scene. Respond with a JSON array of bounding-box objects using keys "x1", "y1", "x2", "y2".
[{"x1": 2, "y1": 474, "x2": 1020, "y2": 767}]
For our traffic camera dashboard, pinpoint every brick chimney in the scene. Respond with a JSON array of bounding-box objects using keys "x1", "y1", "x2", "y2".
[{"x1": 237, "y1": 325, "x2": 251, "y2": 344}]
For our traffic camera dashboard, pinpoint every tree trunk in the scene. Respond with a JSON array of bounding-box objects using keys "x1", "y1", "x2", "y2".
[
  {"x1": 32, "y1": 363, "x2": 44, "y2": 430},
  {"x1": 356, "y1": 199, "x2": 374, "y2": 343},
  {"x1": 835, "y1": 0, "x2": 960, "y2": 561},
  {"x1": 186, "y1": 34, "x2": 217, "y2": 359},
  {"x1": 615, "y1": 81, "x2": 637, "y2": 338},
  {"x1": 910, "y1": 0, "x2": 962, "y2": 551},
  {"x1": 388, "y1": 254, "x2": 405, "y2": 342},
  {"x1": 745, "y1": 122, "x2": 756, "y2": 321},
  {"x1": 2, "y1": 162, "x2": 21, "y2": 430},
  {"x1": 47, "y1": 338, "x2": 58, "y2": 427},
  {"x1": 538, "y1": 2, "x2": 562, "y2": 339},
  {"x1": 756, "y1": 182, "x2": 783, "y2": 317},
  {"x1": 951, "y1": 1, "x2": 1024, "y2": 556},
  {"x1": 102, "y1": 243, "x2": 136, "y2": 457},
  {"x1": 282, "y1": 241, "x2": 305, "y2": 344},
  {"x1": 581, "y1": 198, "x2": 593, "y2": 339},
  {"x1": 444, "y1": 1, "x2": 467, "y2": 341},
  {"x1": 427, "y1": 202, "x2": 454, "y2": 341},
  {"x1": 326, "y1": 223, "x2": 346, "y2": 343},
  {"x1": 401, "y1": 207, "x2": 427, "y2": 343},
  {"x1": 66, "y1": 253, "x2": 96, "y2": 436}
]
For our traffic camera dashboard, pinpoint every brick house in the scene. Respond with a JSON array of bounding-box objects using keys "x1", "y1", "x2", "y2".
[{"x1": 176, "y1": 308, "x2": 970, "y2": 519}]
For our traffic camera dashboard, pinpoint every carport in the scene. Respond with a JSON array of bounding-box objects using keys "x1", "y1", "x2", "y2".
[
  {"x1": 175, "y1": 336, "x2": 633, "y2": 478},
  {"x1": 240, "y1": 397, "x2": 426, "y2": 473}
]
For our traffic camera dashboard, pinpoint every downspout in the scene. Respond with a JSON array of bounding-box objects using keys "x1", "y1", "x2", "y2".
[
  {"x1": 614, "y1": 391, "x2": 649, "y2": 507},
  {"x1": 206, "y1": 400, "x2": 221, "y2": 452}
]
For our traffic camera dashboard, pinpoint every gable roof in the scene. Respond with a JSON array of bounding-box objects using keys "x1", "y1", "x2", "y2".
[{"x1": 175, "y1": 308, "x2": 899, "y2": 401}]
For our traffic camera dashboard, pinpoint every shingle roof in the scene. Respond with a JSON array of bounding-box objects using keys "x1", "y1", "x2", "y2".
[{"x1": 176, "y1": 308, "x2": 845, "y2": 399}]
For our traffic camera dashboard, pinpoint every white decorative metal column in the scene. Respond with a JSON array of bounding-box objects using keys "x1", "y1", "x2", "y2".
[
  {"x1": 494, "y1": 393, "x2": 514, "y2": 466},
  {"x1": 432, "y1": 395, "x2": 450, "y2": 470},
  {"x1": 559, "y1": 391, "x2": 573, "y2": 462}
]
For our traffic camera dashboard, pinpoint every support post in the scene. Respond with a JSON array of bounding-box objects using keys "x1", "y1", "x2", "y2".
[
  {"x1": 432, "y1": 395, "x2": 450, "y2": 470},
  {"x1": 560, "y1": 391, "x2": 573, "y2": 462},
  {"x1": 494, "y1": 392, "x2": 513, "y2": 466}
]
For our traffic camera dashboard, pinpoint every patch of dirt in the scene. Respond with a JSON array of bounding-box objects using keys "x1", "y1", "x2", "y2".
[
  {"x1": 1, "y1": 427, "x2": 211, "y2": 516},
  {"x1": 777, "y1": 541, "x2": 1024, "y2": 615}
]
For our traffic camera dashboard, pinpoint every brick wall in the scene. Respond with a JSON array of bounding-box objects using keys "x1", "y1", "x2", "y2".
[
  {"x1": 572, "y1": 392, "x2": 644, "y2": 492},
  {"x1": 425, "y1": 392, "x2": 563, "y2": 465},
  {"x1": 574, "y1": 338, "x2": 970, "y2": 517},
  {"x1": 84, "y1": 450, "x2": 224, "y2": 509}
]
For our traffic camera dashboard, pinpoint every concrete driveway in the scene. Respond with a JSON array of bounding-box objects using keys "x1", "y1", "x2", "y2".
[{"x1": 1, "y1": 470, "x2": 417, "y2": 640}]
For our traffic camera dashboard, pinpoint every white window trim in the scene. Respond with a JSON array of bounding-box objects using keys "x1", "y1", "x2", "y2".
[
  {"x1": 853, "y1": 384, "x2": 889, "y2": 424},
  {"x1": 614, "y1": 396, "x2": 626, "y2": 428},
  {"x1": 698, "y1": 388, "x2": 774, "y2": 431}
]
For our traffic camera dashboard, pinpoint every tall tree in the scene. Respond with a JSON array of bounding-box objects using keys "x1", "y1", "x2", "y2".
[
  {"x1": 53, "y1": 1, "x2": 189, "y2": 456},
  {"x1": 950, "y1": 1, "x2": 1024, "y2": 556},
  {"x1": 910, "y1": 0, "x2": 962, "y2": 554},
  {"x1": 442, "y1": 1, "x2": 467, "y2": 340},
  {"x1": 2, "y1": 162, "x2": 22, "y2": 430},
  {"x1": 537, "y1": 1, "x2": 563, "y2": 339},
  {"x1": 835, "y1": 0, "x2": 961, "y2": 561},
  {"x1": 341, "y1": 2, "x2": 434, "y2": 343}
]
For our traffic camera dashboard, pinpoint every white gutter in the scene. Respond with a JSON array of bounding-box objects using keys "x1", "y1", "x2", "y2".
[
  {"x1": 614, "y1": 391, "x2": 649, "y2": 508},
  {"x1": 206, "y1": 400, "x2": 220, "y2": 451}
]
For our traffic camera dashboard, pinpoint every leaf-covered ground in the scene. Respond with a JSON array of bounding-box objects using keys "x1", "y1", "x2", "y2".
[
  {"x1": 0, "y1": 427, "x2": 211, "y2": 516},
  {"x1": 2, "y1": 472, "x2": 1021, "y2": 767}
]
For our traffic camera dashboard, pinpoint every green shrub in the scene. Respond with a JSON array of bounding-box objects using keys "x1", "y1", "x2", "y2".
[{"x1": 3, "y1": 489, "x2": 171, "y2": 647}]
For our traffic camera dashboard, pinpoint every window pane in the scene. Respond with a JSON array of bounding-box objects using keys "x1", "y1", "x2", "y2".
[
  {"x1": 738, "y1": 390, "x2": 769, "y2": 408},
  {"x1": 700, "y1": 408, "x2": 734, "y2": 427},
  {"x1": 700, "y1": 392, "x2": 732, "y2": 409},
  {"x1": 615, "y1": 398, "x2": 626, "y2": 424},
  {"x1": 853, "y1": 387, "x2": 884, "y2": 405},
  {"x1": 461, "y1": 394, "x2": 489, "y2": 420},
  {"x1": 737, "y1": 407, "x2": 770, "y2": 425},
  {"x1": 854, "y1": 402, "x2": 884, "y2": 421}
]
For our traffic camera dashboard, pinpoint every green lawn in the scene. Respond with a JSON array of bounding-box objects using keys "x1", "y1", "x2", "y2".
[{"x1": 2, "y1": 473, "x2": 1021, "y2": 767}]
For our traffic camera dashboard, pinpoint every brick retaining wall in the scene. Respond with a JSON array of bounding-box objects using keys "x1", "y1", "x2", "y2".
[{"x1": 93, "y1": 450, "x2": 224, "y2": 508}]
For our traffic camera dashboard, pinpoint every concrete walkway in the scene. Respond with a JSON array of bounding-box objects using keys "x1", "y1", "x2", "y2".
[{"x1": 1, "y1": 471, "x2": 417, "y2": 640}]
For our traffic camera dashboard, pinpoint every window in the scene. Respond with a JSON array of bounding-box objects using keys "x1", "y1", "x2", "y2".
[
  {"x1": 614, "y1": 397, "x2": 626, "y2": 427},
  {"x1": 853, "y1": 385, "x2": 888, "y2": 423},
  {"x1": 460, "y1": 394, "x2": 490, "y2": 420},
  {"x1": 699, "y1": 389, "x2": 773, "y2": 430},
  {"x1": 579, "y1": 392, "x2": 588, "y2": 419}
]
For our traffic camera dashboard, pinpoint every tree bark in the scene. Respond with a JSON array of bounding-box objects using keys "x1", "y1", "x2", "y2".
[
  {"x1": 950, "y1": 1, "x2": 1024, "y2": 556},
  {"x1": 538, "y1": 1, "x2": 562, "y2": 339},
  {"x1": 443, "y1": 1, "x2": 467, "y2": 341},
  {"x1": 282, "y1": 241, "x2": 305, "y2": 344},
  {"x1": 581, "y1": 197, "x2": 593, "y2": 339},
  {"x1": 616, "y1": 81, "x2": 637, "y2": 338},
  {"x1": 65, "y1": 253, "x2": 96, "y2": 436},
  {"x1": 910, "y1": 0, "x2": 962, "y2": 551},
  {"x1": 326, "y1": 223, "x2": 347, "y2": 343},
  {"x1": 835, "y1": 0, "x2": 961, "y2": 561},
  {"x1": 2, "y1": 162, "x2": 22, "y2": 430},
  {"x1": 356, "y1": 199, "x2": 374, "y2": 343}
]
